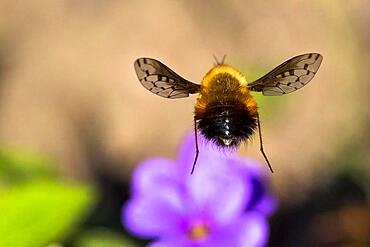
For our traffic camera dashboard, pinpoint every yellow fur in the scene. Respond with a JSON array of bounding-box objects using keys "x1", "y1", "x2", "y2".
[
  {"x1": 195, "y1": 64, "x2": 257, "y2": 116},
  {"x1": 201, "y1": 65, "x2": 248, "y2": 87}
]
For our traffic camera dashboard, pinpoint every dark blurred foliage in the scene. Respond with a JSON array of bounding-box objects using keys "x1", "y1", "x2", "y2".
[
  {"x1": 269, "y1": 172, "x2": 369, "y2": 247},
  {"x1": 61, "y1": 141, "x2": 148, "y2": 247},
  {"x1": 64, "y1": 166, "x2": 148, "y2": 247}
]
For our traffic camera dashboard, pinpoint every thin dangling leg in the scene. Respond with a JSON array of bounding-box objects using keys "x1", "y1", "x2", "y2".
[
  {"x1": 257, "y1": 113, "x2": 274, "y2": 173},
  {"x1": 191, "y1": 117, "x2": 199, "y2": 175}
]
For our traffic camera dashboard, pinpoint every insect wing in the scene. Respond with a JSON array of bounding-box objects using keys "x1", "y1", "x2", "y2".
[
  {"x1": 248, "y1": 53, "x2": 323, "y2": 96},
  {"x1": 134, "y1": 58, "x2": 201, "y2": 99}
]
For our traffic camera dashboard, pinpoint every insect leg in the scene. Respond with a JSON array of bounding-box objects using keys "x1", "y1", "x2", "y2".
[
  {"x1": 257, "y1": 113, "x2": 274, "y2": 173},
  {"x1": 191, "y1": 117, "x2": 199, "y2": 175}
]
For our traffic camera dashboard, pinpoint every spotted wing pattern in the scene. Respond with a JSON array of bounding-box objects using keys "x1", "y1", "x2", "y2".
[
  {"x1": 248, "y1": 53, "x2": 323, "y2": 96},
  {"x1": 134, "y1": 58, "x2": 201, "y2": 99}
]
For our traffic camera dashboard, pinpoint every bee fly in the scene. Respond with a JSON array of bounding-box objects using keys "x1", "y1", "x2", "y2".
[{"x1": 134, "y1": 53, "x2": 323, "y2": 174}]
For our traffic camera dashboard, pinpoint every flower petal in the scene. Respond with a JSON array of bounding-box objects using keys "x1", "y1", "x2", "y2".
[
  {"x1": 131, "y1": 157, "x2": 181, "y2": 194},
  {"x1": 234, "y1": 213, "x2": 269, "y2": 247},
  {"x1": 123, "y1": 193, "x2": 186, "y2": 238},
  {"x1": 186, "y1": 156, "x2": 251, "y2": 224},
  {"x1": 229, "y1": 157, "x2": 277, "y2": 216},
  {"x1": 190, "y1": 213, "x2": 268, "y2": 247},
  {"x1": 250, "y1": 192, "x2": 277, "y2": 216},
  {"x1": 123, "y1": 158, "x2": 190, "y2": 238},
  {"x1": 147, "y1": 236, "x2": 191, "y2": 247}
]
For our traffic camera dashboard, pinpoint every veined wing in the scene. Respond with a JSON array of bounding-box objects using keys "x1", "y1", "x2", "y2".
[
  {"x1": 248, "y1": 53, "x2": 323, "y2": 96},
  {"x1": 134, "y1": 58, "x2": 201, "y2": 99}
]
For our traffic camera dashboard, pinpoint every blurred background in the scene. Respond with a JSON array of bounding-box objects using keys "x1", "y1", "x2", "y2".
[{"x1": 0, "y1": 0, "x2": 369, "y2": 246}]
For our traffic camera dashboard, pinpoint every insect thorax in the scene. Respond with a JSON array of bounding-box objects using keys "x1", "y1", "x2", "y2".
[{"x1": 195, "y1": 67, "x2": 257, "y2": 148}]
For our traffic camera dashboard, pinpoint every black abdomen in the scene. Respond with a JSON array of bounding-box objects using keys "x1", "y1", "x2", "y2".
[{"x1": 196, "y1": 101, "x2": 257, "y2": 148}]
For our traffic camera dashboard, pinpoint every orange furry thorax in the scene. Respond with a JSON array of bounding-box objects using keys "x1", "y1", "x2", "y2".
[{"x1": 195, "y1": 65, "x2": 257, "y2": 117}]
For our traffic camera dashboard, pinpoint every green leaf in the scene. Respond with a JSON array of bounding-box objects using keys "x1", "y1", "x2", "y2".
[
  {"x1": 76, "y1": 228, "x2": 139, "y2": 247},
  {"x1": 0, "y1": 180, "x2": 96, "y2": 247},
  {"x1": 0, "y1": 148, "x2": 56, "y2": 185}
]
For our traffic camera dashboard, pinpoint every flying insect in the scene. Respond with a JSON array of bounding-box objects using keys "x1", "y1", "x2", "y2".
[{"x1": 134, "y1": 53, "x2": 323, "y2": 174}]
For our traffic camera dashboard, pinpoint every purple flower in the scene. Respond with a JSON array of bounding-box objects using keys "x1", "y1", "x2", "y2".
[{"x1": 122, "y1": 134, "x2": 276, "y2": 247}]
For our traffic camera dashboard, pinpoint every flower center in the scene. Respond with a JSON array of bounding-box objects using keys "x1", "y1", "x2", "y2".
[{"x1": 188, "y1": 223, "x2": 210, "y2": 240}]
